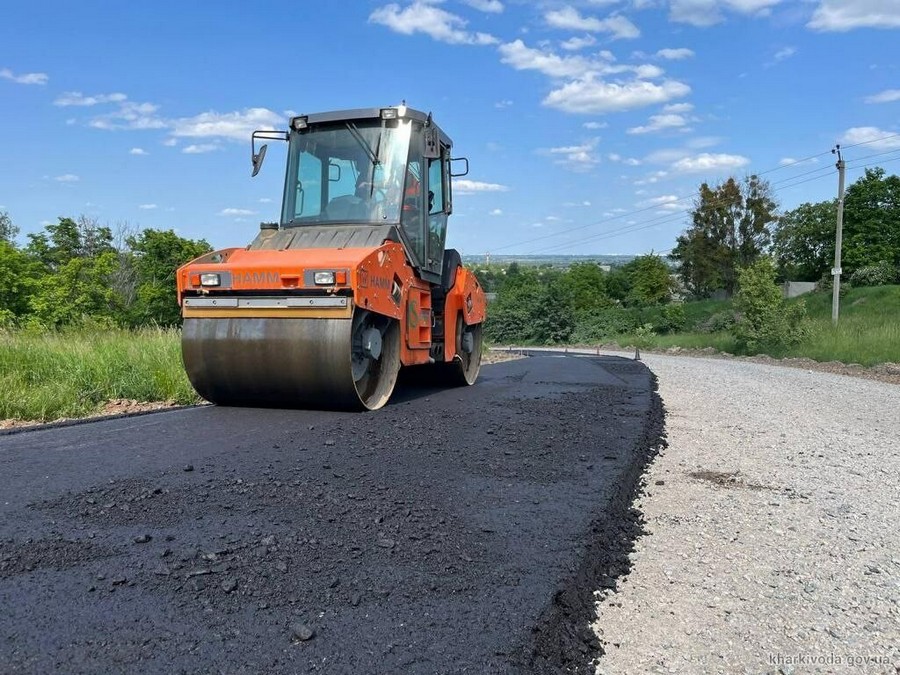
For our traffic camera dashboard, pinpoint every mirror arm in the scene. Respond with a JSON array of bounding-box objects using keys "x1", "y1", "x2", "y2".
[{"x1": 251, "y1": 129, "x2": 289, "y2": 176}]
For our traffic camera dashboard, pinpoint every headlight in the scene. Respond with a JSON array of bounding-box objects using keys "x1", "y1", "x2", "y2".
[
  {"x1": 200, "y1": 273, "x2": 221, "y2": 287},
  {"x1": 314, "y1": 271, "x2": 336, "y2": 285}
]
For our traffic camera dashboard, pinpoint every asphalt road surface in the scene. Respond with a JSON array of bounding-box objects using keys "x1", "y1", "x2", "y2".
[{"x1": 0, "y1": 354, "x2": 662, "y2": 674}]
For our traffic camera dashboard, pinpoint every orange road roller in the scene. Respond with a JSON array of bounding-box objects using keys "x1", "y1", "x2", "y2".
[{"x1": 176, "y1": 105, "x2": 487, "y2": 410}]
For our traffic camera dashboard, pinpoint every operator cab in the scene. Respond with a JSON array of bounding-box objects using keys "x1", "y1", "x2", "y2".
[{"x1": 253, "y1": 106, "x2": 466, "y2": 281}]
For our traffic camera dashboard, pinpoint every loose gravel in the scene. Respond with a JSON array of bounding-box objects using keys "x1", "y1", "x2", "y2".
[{"x1": 591, "y1": 352, "x2": 900, "y2": 675}]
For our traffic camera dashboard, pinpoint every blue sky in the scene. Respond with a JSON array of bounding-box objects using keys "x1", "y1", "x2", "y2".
[{"x1": 2, "y1": 0, "x2": 899, "y2": 256}]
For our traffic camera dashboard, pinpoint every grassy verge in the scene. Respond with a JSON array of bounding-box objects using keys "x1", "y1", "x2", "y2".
[
  {"x1": 0, "y1": 326, "x2": 199, "y2": 422},
  {"x1": 612, "y1": 285, "x2": 900, "y2": 366}
]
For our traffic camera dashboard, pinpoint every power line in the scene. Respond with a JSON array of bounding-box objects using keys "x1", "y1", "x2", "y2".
[
  {"x1": 840, "y1": 132, "x2": 900, "y2": 150},
  {"x1": 490, "y1": 131, "x2": 900, "y2": 255},
  {"x1": 527, "y1": 166, "x2": 840, "y2": 255}
]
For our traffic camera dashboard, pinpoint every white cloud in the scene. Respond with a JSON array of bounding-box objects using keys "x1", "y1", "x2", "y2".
[
  {"x1": 219, "y1": 208, "x2": 257, "y2": 216},
  {"x1": 772, "y1": 46, "x2": 796, "y2": 62},
  {"x1": 778, "y1": 156, "x2": 819, "y2": 166},
  {"x1": 499, "y1": 39, "x2": 688, "y2": 116},
  {"x1": 495, "y1": 99, "x2": 514, "y2": 108},
  {"x1": 627, "y1": 112, "x2": 690, "y2": 134},
  {"x1": 634, "y1": 170, "x2": 670, "y2": 185},
  {"x1": 369, "y1": 2, "x2": 498, "y2": 45},
  {"x1": 560, "y1": 35, "x2": 597, "y2": 51},
  {"x1": 89, "y1": 100, "x2": 166, "y2": 130},
  {"x1": 543, "y1": 75, "x2": 690, "y2": 114},
  {"x1": 809, "y1": 0, "x2": 900, "y2": 31},
  {"x1": 583, "y1": 121, "x2": 609, "y2": 129},
  {"x1": 172, "y1": 108, "x2": 283, "y2": 142},
  {"x1": 840, "y1": 126, "x2": 900, "y2": 150},
  {"x1": 663, "y1": 102, "x2": 694, "y2": 113},
  {"x1": 671, "y1": 153, "x2": 750, "y2": 173},
  {"x1": 138, "y1": 204, "x2": 157, "y2": 210},
  {"x1": 54, "y1": 91, "x2": 127, "y2": 106},
  {"x1": 684, "y1": 135, "x2": 721, "y2": 149},
  {"x1": 183, "y1": 143, "x2": 220, "y2": 154},
  {"x1": 656, "y1": 47, "x2": 694, "y2": 60},
  {"x1": 499, "y1": 39, "x2": 596, "y2": 78},
  {"x1": 865, "y1": 89, "x2": 900, "y2": 104},
  {"x1": 490, "y1": 208, "x2": 503, "y2": 215},
  {"x1": 54, "y1": 174, "x2": 80, "y2": 183},
  {"x1": 499, "y1": 40, "x2": 662, "y2": 79},
  {"x1": 162, "y1": 138, "x2": 178, "y2": 147},
  {"x1": 129, "y1": 147, "x2": 148, "y2": 155},
  {"x1": 544, "y1": 7, "x2": 640, "y2": 39},
  {"x1": 454, "y1": 179, "x2": 509, "y2": 193},
  {"x1": 0, "y1": 67, "x2": 48, "y2": 85},
  {"x1": 668, "y1": 0, "x2": 783, "y2": 27},
  {"x1": 543, "y1": 138, "x2": 601, "y2": 171},
  {"x1": 608, "y1": 152, "x2": 643, "y2": 165},
  {"x1": 462, "y1": 0, "x2": 503, "y2": 12},
  {"x1": 645, "y1": 148, "x2": 689, "y2": 164},
  {"x1": 259, "y1": 197, "x2": 274, "y2": 203},
  {"x1": 643, "y1": 194, "x2": 683, "y2": 210}
]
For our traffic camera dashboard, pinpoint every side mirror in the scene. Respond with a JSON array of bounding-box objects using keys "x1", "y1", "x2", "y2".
[{"x1": 251, "y1": 144, "x2": 268, "y2": 177}]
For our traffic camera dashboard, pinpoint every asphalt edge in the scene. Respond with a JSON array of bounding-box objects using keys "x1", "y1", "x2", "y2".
[
  {"x1": 523, "y1": 366, "x2": 668, "y2": 674},
  {"x1": 0, "y1": 405, "x2": 201, "y2": 438}
]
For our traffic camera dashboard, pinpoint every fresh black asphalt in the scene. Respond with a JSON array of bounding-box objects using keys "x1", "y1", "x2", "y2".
[{"x1": 0, "y1": 354, "x2": 663, "y2": 674}]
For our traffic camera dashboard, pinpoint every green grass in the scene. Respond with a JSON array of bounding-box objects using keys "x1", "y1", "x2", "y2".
[
  {"x1": 0, "y1": 326, "x2": 200, "y2": 422},
  {"x1": 624, "y1": 285, "x2": 900, "y2": 366}
]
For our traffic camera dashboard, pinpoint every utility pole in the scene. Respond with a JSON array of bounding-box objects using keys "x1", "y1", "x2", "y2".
[{"x1": 831, "y1": 145, "x2": 846, "y2": 325}]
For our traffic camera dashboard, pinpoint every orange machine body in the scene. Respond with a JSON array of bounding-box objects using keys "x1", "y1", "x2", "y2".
[{"x1": 177, "y1": 241, "x2": 486, "y2": 368}]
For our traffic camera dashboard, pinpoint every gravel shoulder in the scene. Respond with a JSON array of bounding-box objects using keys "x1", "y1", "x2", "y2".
[{"x1": 589, "y1": 351, "x2": 900, "y2": 674}]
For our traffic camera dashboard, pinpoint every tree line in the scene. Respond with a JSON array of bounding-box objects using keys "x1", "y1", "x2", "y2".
[
  {"x1": 0, "y1": 214, "x2": 210, "y2": 328},
  {"x1": 483, "y1": 255, "x2": 682, "y2": 344},
  {"x1": 673, "y1": 167, "x2": 900, "y2": 296},
  {"x1": 484, "y1": 165, "x2": 900, "y2": 347}
]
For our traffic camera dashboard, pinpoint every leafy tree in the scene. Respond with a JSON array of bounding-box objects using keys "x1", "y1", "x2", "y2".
[
  {"x1": 486, "y1": 266, "x2": 575, "y2": 344},
  {"x1": 625, "y1": 254, "x2": 673, "y2": 306},
  {"x1": 605, "y1": 265, "x2": 632, "y2": 304},
  {"x1": 28, "y1": 251, "x2": 124, "y2": 327},
  {"x1": 127, "y1": 228, "x2": 211, "y2": 325},
  {"x1": 672, "y1": 176, "x2": 778, "y2": 297},
  {"x1": 26, "y1": 216, "x2": 114, "y2": 270},
  {"x1": 771, "y1": 200, "x2": 837, "y2": 281},
  {"x1": 0, "y1": 241, "x2": 39, "y2": 323},
  {"x1": 0, "y1": 211, "x2": 18, "y2": 244},
  {"x1": 733, "y1": 258, "x2": 808, "y2": 352},
  {"x1": 842, "y1": 168, "x2": 900, "y2": 274},
  {"x1": 558, "y1": 262, "x2": 610, "y2": 315}
]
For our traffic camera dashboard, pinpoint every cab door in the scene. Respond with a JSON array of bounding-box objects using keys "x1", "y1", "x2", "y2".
[{"x1": 424, "y1": 145, "x2": 449, "y2": 276}]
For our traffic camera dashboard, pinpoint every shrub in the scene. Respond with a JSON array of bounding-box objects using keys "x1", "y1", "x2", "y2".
[
  {"x1": 733, "y1": 258, "x2": 810, "y2": 352},
  {"x1": 570, "y1": 307, "x2": 640, "y2": 343},
  {"x1": 849, "y1": 263, "x2": 899, "y2": 288},
  {"x1": 694, "y1": 310, "x2": 738, "y2": 334},
  {"x1": 657, "y1": 303, "x2": 687, "y2": 333}
]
